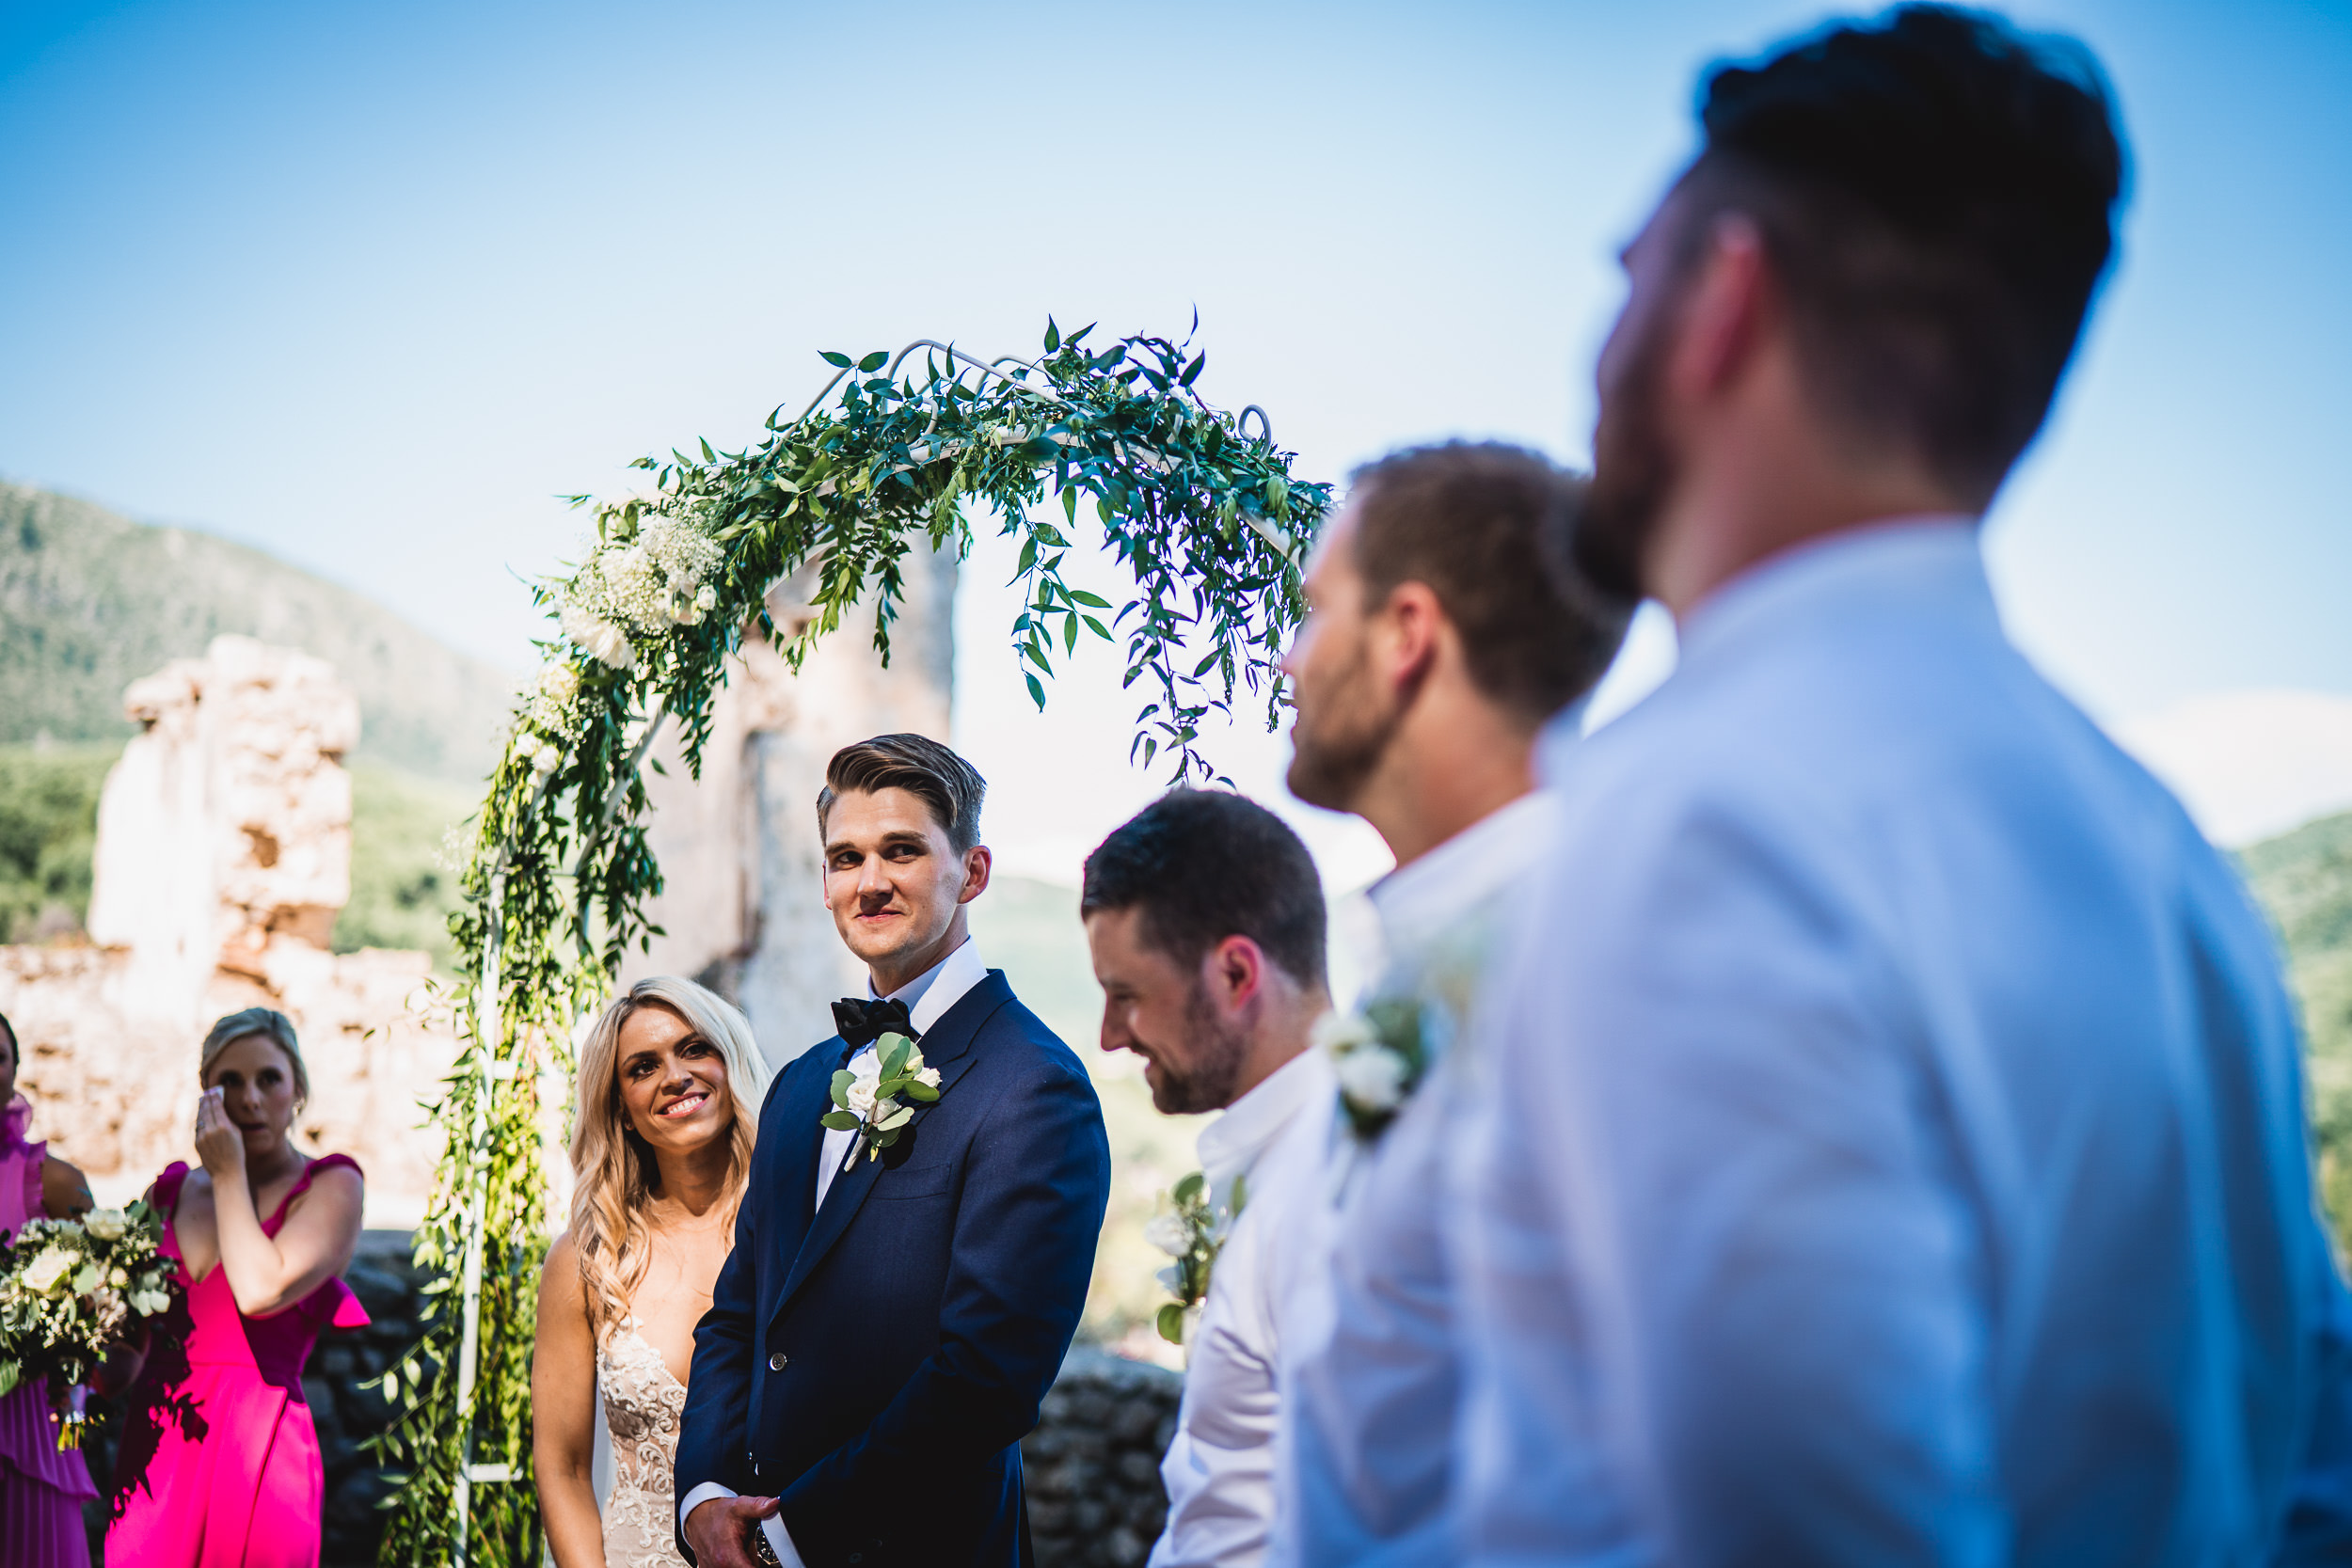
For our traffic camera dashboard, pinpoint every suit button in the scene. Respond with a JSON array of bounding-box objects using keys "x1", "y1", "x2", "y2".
[{"x1": 768, "y1": 1352, "x2": 788, "y2": 1371}]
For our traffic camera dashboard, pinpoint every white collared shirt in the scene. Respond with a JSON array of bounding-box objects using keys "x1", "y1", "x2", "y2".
[
  {"x1": 1152, "y1": 1044, "x2": 1337, "y2": 1568},
  {"x1": 681, "y1": 937, "x2": 988, "y2": 1568},
  {"x1": 1453, "y1": 519, "x2": 2352, "y2": 1563},
  {"x1": 1275, "y1": 790, "x2": 1557, "y2": 1568}
]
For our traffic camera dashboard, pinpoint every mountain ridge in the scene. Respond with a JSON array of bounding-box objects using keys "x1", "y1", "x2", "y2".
[{"x1": 1, "y1": 480, "x2": 512, "y2": 783}]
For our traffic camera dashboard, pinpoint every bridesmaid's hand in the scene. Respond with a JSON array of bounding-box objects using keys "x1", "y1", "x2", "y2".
[{"x1": 193, "y1": 1088, "x2": 246, "y2": 1184}]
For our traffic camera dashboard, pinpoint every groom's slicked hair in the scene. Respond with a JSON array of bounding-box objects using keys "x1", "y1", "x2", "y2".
[
  {"x1": 1681, "y1": 4, "x2": 2124, "y2": 500},
  {"x1": 818, "y1": 733, "x2": 987, "y2": 852},
  {"x1": 1083, "y1": 790, "x2": 1327, "y2": 990},
  {"x1": 1348, "y1": 442, "x2": 1632, "y2": 726}
]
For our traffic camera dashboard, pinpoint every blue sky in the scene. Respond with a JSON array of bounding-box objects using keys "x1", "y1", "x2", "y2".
[{"x1": 4, "y1": 0, "x2": 2347, "y2": 885}]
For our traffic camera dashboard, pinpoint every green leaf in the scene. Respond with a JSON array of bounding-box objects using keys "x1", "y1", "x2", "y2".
[
  {"x1": 880, "y1": 1035, "x2": 913, "y2": 1077},
  {"x1": 830, "y1": 1069, "x2": 855, "y2": 1107},
  {"x1": 1017, "y1": 534, "x2": 1039, "y2": 575},
  {"x1": 857, "y1": 350, "x2": 889, "y2": 373},
  {"x1": 1157, "y1": 1303, "x2": 1186, "y2": 1345},
  {"x1": 1069, "y1": 589, "x2": 1112, "y2": 608},
  {"x1": 1181, "y1": 352, "x2": 1206, "y2": 386},
  {"x1": 876, "y1": 1104, "x2": 914, "y2": 1132},
  {"x1": 820, "y1": 351, "x2": 854, "y2": 369},
  {"x1": 1044, "y1": 316, "x2": 1060, "y2": 352},
  {"x1": 1083, "y1": 615, "x2": 1111, "y2": 641},
  {"x1": 903, "y1": 1081, "x2": 940, "y2": 1102},
  {"x1": 819, "y1": 1111, "x2": 861, "y2": 1132},
  {"x1": 700, "y1": 437, "x2": 718, "y2": 464},
  {"x1": 1172, "y1": 1170, "x2": 1206, "y2": 1204},
  {"x1": 1025, "y1": 672, "x2": 1046, "y2": 710}
]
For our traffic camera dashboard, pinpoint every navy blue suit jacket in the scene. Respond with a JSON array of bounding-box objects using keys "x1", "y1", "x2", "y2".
[{"x1": 675, "y1": 970, "x2": 1111, "y2": 1567}]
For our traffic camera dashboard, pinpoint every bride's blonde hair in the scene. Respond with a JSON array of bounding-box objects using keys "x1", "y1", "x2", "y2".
[{"x1": 568, "y1": 975, "x2": 770, "y2": 1343}]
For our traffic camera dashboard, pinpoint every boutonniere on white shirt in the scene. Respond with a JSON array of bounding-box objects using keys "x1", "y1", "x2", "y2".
[
  {"x1": 821, "y1": 1032, "x2": 943, "y2": 1160},
  {"x1": 1314, "y1": 998, "x2": 1428, "y2": 1141},
  {"x1": 1145, "y1": 1169, "x2": 1247, "y2": 1346}
]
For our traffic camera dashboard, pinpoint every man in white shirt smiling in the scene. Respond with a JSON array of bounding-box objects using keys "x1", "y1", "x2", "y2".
[
  {"x1": 1271, "y1": 441, "x2": 1631, "y2": 1567},
  {"x1": 1082, "y1": 788, "x2": 1333, "y2": 1568}
]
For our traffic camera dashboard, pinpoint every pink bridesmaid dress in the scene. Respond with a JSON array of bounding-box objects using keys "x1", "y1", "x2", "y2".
[
  {"x1": 0, "y1": 1094, "x2": 99, "y2": 1568},
  {"x1": 105, "y1": 1153, "x2": 370, "y2": 1568}
]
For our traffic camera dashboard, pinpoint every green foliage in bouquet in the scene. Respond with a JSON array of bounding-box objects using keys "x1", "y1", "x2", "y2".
[
  {"x1": 373, "y1": 320, "x2": 1330, "y2": 1564},
  {"x1": 0, "y1": 1201, "x2": 177, "y2": 1448}
]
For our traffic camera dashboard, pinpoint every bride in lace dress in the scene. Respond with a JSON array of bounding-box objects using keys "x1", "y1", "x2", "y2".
[{"x1": 532, "y1": 977, "x2": 771, "y2": 1567}]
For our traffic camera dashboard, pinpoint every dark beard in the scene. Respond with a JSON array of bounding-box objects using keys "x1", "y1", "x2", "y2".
[
  {"x1": 1579, "y1": 292, "x2": 1679, "y2": 602},
  {"x1": 1149, "y1": 984, "x2": 1252, "y2": 1115},
  {"x1": 1284, "y1": 633, "x2": 1404, "y2": 814}
]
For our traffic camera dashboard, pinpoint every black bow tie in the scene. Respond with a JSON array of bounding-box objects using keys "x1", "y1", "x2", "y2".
[{"x1": 832, "y1": 996, "x2": 916, "y2": 1053}]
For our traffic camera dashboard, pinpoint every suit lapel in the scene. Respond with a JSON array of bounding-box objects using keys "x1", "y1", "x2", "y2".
[{"x1": 772, "y1": 972, "x2": 1014, "y2": 1314}]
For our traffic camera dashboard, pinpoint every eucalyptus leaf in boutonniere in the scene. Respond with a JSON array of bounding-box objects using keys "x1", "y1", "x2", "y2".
[
  {"x1": 1147, "y1": 1169, "x2": 1247, "y2": 1345},
  {"x1": 1314, "y1": 998, "x2": 1428, "y2": 1141},
  {"x1": 820, "y1": 1032, "x2": 943, "y2": 1160}
]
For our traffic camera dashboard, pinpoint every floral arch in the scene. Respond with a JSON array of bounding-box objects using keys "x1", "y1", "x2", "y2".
[{"x1": 370, "y1": 321, "x2": 1332, "y2": 1564}]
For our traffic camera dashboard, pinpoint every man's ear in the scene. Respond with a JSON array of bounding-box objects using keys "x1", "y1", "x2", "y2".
[
  {"x1": 957, "y1": 845, "x2": 993, "y2": 905},
  {"x1": 1203, "y1": 934, "x2": 1266, "y2": 1015},
  {"x1": 1672, "y1": 213, "x2": 1772, "y2": 403},
  {"x1": 1375, "y1": 581, "x2": 1444, "y2": 698}
]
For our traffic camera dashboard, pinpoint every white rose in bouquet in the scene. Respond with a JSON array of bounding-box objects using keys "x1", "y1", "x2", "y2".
[
  {"x1": 21, "y1": 1246, "x2": 76, "y2": 1296},
  {"x1": 83, "y1": 1209, "x2": 129, "y2": 1243},
  {"x1": 131, "y1": 1287, "x2": 172, "y2": 1318}
]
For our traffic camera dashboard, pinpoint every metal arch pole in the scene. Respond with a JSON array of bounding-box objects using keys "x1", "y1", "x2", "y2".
[{"x1": 451, "y1": 878, "x2": 503, "y2": 1565}]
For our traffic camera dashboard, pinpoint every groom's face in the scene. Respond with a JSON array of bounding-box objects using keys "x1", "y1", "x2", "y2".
[{"x1": 822, "y1": 786, "x2": 987, "y2": 974}]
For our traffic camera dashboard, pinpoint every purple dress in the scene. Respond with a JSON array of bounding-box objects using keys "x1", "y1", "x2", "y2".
[
  {"x1": 0, "y1": 1095, "x2": 99, "y2": 1568},
  {"x1": 104, "y1": 1153, "x2": 369, "y2": 1568}
]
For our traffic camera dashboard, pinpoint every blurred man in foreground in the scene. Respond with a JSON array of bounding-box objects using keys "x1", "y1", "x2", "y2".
[
  {"x1": 1275, "y1": 442, "x2": 1629, "y2": 1566},
  {"x1": 1455, "y1": 7, "x2": 2352, "y2": 1563}
]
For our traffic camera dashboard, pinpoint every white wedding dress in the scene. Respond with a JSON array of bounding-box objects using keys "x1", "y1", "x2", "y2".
[{"x1": 596, "y1": 1318, "x2": 691, "y2": 1567}]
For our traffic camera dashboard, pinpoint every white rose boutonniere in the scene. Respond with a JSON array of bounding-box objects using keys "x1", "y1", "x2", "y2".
[
  {"x1": 821, "y1": 1032, "x2": 942, "y2": 1160},
  {"x1": 1315, "y1": 997, "x2": 1429, "y2": 1141},
  {"x1": 1149, "y1": 1170, "x2": 1247, "y2": 1346}
]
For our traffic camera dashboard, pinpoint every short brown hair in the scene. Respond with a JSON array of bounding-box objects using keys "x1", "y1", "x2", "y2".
[
  {"x1": 816, "y1": 734, "x2": 987, "y2": 852},
  {"x1": 1348, "y1": 442, "x2": 1631, "y2": 722},
  {"x1": 199, "y1": 1006, "x2": 310, "y2": 1108},
  {"x1": 1082, "y1": 789, "x2": 1327, "y2": 990}
]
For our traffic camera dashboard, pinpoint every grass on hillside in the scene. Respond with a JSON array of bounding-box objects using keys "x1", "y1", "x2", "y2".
[
  {"x1": 2241, "y1": 811, "x2": 2352, "y2": 1247},
  {"x1": 334, "y1": 763, "x2": 474, "y2": 969},
  {"x1": 0, "y1": 745, "x2": 114, "y2": 942}
]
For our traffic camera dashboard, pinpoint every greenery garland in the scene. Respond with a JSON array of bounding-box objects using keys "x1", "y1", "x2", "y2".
[{"x1": 368, "y1": 319, "x2": 1331, "y2": 1564}]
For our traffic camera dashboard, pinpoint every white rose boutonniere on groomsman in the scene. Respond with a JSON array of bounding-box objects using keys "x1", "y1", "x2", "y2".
[{"x1": 1314, "y1": 999, "x2": 1427, "y2": 1141}]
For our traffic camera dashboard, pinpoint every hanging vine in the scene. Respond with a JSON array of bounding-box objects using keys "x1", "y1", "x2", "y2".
[{"x1": 367, "y1": 319, "x2": 1332, "y2": 1564}]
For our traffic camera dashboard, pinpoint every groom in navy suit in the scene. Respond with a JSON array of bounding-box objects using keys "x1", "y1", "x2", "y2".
[{"x1": 676, "y1": 734, "x2": 1112, "y2": 1568}]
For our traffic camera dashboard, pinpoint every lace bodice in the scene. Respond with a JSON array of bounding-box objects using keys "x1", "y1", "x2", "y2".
[{"x1": 596, "y1": 1319, "x2": 690, "y2": 1567}]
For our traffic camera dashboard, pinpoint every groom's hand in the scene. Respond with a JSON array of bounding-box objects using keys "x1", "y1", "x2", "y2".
[{"x1": 685, "y1": 1495, "x2": 781, "y2": 1568}]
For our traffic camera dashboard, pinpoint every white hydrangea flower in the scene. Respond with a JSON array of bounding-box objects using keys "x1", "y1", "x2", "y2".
[
  {"x1": 561, "y1": 605, "x2": 634, "y2": 670},
  {"x1": 21, "y1": 1246, "x2": 74, "y2": 1295},
  {"x1": 108, "y1": 1266, "x2": 129, "y2": 1288},
  {"x1": 1332, "y1": 1044, "x2": 1410, "y2": 1115},
  {"x1": 1143, "y1": 1212, "x2": 1192, "y2": 1259},
  {"x1": 532, "y1": 742, "x2": 563, "y2": 775},
  {"x1": 83, "y1": 1209, "x2": 129, "y2": 1243},
  {"x1": 524, "y1": 661, "x2": 583, "y2": 735}
]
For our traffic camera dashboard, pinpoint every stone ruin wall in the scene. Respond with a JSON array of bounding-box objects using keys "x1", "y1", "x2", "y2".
[
  {"x1": 624, "y1": 542, "x2": 957, "y2": 1069},
  {"x1": 0, "y1": 635, "x2": 454, "y2": 1219}
]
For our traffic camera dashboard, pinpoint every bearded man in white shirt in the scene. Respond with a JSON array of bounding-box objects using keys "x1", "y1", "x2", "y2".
[
  {"x1": 1271, "y1": 441, "x2": 1631, "y2": 1567},
  {"x1": 1454, "y1": 8, "x2": 2352, "y2": 1565},
  {"x1": 1081, "y1": 788, "x2": 1335, "y2": 1568}
]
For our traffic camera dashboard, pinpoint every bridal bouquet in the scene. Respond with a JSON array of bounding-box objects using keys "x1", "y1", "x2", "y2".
[{"x1": 0, "y1": 1201, "x2": 177, "y2": 1448}]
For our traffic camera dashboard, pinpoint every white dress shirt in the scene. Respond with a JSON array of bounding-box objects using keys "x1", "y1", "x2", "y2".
[
  {"x1": 1151, "y1": 1044, "x2": 1337, "y2": 1568},
  {"x1": 1275, "y1": 790, "x2": 1555, "y2": 1568},
  {"x1": 681, "y1": 937, "x2": 990, "y2": 1568},
  {"x1": 1453, "y1": 519, "x2": 2352, "y2": 1565}
]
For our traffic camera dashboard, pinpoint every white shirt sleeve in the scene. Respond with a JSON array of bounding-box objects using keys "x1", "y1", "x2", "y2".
[{"x1": 678, "y1": 1482, "x2": 806, "y2": 1568}]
